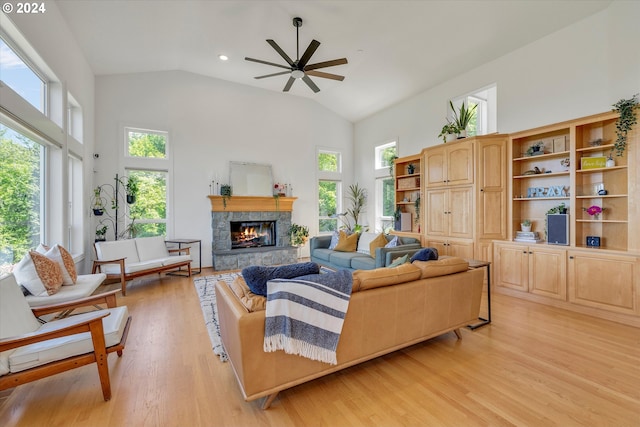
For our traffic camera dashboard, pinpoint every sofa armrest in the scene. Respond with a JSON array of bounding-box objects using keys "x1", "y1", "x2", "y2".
[
  {"x1": 374, "y1": 245, "x2": 422, "y2": 268},
  {"x1": 31, "y1": 290, "x2": 120, "y2": 317},
  {"x1": 92, "y1": 258, "x2": 126, "y2": 273},
  {"x1": 310, "y1": 235, "x2": 332, "y2": 251}
]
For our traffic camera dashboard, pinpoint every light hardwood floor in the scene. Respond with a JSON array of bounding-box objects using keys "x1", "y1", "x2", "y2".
[{"x1": 1, "y1": 268, "x2": 638, "y2": 427}]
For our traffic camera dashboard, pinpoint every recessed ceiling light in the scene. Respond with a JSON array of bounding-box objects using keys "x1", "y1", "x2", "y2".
[{"x1": 218, "y1": 54, "x2": 229, "y2": 61}]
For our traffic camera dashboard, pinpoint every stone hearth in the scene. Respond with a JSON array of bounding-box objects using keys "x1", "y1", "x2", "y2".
[{"x1": 208, "y1": 196, "x2": 298, "y2": 270}]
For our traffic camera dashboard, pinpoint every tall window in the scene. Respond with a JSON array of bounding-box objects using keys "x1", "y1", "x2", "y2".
[
  {"x1": 67, "y1": 154, "x2": 83, "y2": 254},
  {"x1": 317, "y1": 149, "x2": 342, "y2": 233},
  {"x1": 450, "y1": 84, "x2": 497, "y2": 136},
  {"x1": 0, "y1": 37, "x2": 46, "y2": 113},
  {"x1": 123, "y1": 127, "x2": 169, "y2": 237},
  {"x1": 375, "y1": 141, "x2": 397, "y2": 232},
  {"x1": 0, "y1": 124, "x2": 44, "y2": 271}
]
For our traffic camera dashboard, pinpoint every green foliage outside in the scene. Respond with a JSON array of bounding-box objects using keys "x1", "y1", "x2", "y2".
[
  {"x1": 0, "y1": 126, "x2": 41, "y2": 266},
  {"x1": 128, "y1": 170, "x2": 167, "y2": 237},
  {"x1": 128, "y1": 131, "x2": 166, "y2": 158},
  {"x1": 382, "y1": 177, "x2": 395, "y2": 217},
  {"x1": 318, "y1": 151, "x2": 338, "y2": 172},
  {"x1": 318, "y1": 180, "x2": 337, "y2": 232},
  {"x1": 381, "y1": 145, "x2": 397, "y2": 168}
]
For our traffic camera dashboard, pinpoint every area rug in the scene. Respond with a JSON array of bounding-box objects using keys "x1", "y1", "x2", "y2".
[
  {"x1": 193, "y1": 266, "x2": 336, "y2": 363},
  {"x1": 193, "y1": 273, "x2": 239, "y2": 362}
]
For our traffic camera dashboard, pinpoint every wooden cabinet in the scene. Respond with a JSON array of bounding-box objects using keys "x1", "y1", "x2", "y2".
[
  {"x1": 494, "y1": 242, "x2": 567, "y2": 300},
  {"x1": 393, "y1": 154, "x2": 422, "y2": 235},
  {"x1": 426, "y1": 238, "x2": 474, "y2": 259},
  {"x1": 568, "y1": 251, "x2": 639, "y2": 315},
  {"x1": 425, "y1": 141, "x2": 474, "y2": 188},
  {"x1": 425, "y1": 186, "x2": 473, "y2": 238},
  {"x1": 422, "y1": 135, "x2": 508, "y2": 263},
  {"x1": 493, "y1": 111, "x2": 639, "y2": 326}
]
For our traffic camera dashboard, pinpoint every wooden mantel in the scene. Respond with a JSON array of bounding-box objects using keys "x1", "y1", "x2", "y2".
[{"x1": 208, "y1": 195, "x2": 297, "y2": 212}]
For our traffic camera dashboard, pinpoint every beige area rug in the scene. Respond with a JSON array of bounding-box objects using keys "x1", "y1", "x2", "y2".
[{"x1": 193, "y1": 273, "x2": 240, "y2": 362}]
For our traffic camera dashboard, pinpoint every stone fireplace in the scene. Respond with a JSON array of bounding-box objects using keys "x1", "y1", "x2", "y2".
[{"x1": 208, "y1": 196, "x2": 298, "y2": 270}]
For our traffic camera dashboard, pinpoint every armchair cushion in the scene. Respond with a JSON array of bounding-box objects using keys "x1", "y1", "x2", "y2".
[
  {"x1": 25, "y1": 273, "x2": 106, "y2": 308},
  {"x1": 8, "y1": 306, "x2": 129, "y2": 373},
  {"x1": 29, "y1": 251, "x2": 64, "y2": 295}
]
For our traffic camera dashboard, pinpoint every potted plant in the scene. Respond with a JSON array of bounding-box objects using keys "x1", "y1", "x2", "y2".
[
  {"x1": 220, "y1": 184, "x2": 232, "y2": 209},
  {"x1": 95, "y1": 224, "x2": 108, "y2": 242},
  {"x1": 450, "y1": 100, "x2": 477, "y2": 138},
  {"x1": 92, "y1": 187, "x2": 105, "y2": 215},
  {"x1": 124, "y1": 175, "x2": 139, "y2": 204},
  {"x1": 526, "y1": 141, "x2": 544, "y2": 156},
  {"x1": 407, "y1": 163, "x2": 415, "y2": 174},
  {"x1": 393, "y1": 207, "x2": 402, "y2": 231},
  {"x1": 344, "y1": 183, "x2": 367, "y2": 233},
  {"x1": 438, "y1": 122, "x2": 460, "y2": 143},
  {"x1": 289, "y1": 223, "x2": 309, "y2": 247},
  {"x1": 388, "y1": 155, "x2": 398, "y2": 176},
  {"x1": 521, "y1": 219, "x2": 532, "y2": 232},
  {"x1": 612, "y1": 93, "x2": 639, "y2": 157}
]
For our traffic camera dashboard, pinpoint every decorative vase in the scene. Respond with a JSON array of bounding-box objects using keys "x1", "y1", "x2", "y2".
[
  {"x1": 521, "y1": 224, "x2": 532, "y2": 232},
  {"x1": 593, "y1": 214, "x2": 600, "y2": 220},
  {"x1": 606, "y1": 157, "x2": 615, "y2": 168},
  {"x1": 458, "y1": 129, "x2": 467, "y2": 139},
  {"x1": 445, "y1": 133, "x2": 457, "y2": 143}
]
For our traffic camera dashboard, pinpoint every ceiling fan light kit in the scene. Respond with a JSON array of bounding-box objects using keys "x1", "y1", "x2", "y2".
[{"x1": 245, "y1": 17, "x2": 347, "y2": 93}]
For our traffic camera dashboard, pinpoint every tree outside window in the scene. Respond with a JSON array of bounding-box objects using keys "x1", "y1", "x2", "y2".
[{"x1": 318, "y1": 150, "x2": 342, "y2": 233}]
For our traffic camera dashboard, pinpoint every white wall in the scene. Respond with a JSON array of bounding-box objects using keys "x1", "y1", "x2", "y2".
[
  {"x1": 354, "y1": 1, "x2": 640, "y2": 229},
  {"x1": 95, "y1": 71, "x2": 353, "y2": 267}
]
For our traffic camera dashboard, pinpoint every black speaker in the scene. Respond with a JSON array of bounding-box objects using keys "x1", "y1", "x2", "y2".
[{"x1": 547, "y1": 214, "x2": 569, "y2": 245}]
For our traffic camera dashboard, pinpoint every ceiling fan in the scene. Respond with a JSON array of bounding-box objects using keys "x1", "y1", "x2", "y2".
[{"x1": 245, "y1": 17, "x2": 348, "y2": 93}]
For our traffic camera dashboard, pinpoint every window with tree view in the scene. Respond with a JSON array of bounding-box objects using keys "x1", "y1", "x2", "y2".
[
  {"x1": 318, "y1": 150, "x2": 342, "y2": 233},
  {"x1": 0, "y1": 124, "x2": 43, "y2": 271},
  {"x1": 124, "y1": 128, "x2": 169, "y2": 237}
]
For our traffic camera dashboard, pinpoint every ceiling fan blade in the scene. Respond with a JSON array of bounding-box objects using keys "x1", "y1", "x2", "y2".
[
  {"x1": 283, "y1": 77, "x2": 296, "y2": 92},
  {"x1": 266, "y1": 40, "x2": 295, "y2": 66},
  {"x1": 254, "y1": 71, "x2": 291, "y2": 79},
  {"x1": 305, "y1": 58, "x2": 348, "y2": 71},
  {"x1": 302, "y1": 75, "x2": 320, "y2": 93},
  {"x1": 245, "y1": 57, "x2": 291, "y2": 70},
  {"x1": 306, "y1": 70, "x2": 345, "y2": 81},
  {"x1": 298, "y1": 39, "x2": 320, "y2": 68}
]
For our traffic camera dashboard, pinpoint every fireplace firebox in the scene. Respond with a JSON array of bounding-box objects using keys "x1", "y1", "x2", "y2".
[{"x1": 230, "y1": 221, "x2": 276, "y2": 249}]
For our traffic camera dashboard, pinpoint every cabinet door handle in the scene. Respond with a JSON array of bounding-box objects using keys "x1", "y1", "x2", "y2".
[
  {"x1": 523, "y1": 250, "x2": 527, "y2": 253},
  {"x1": 569, "y1": 256, "x2": 574, "y2": 260},
  {"x1": 480, "y1": 188, "x2": 484, "y2": 192},
  {"x1": 529, "y1": 251, "x2": 533, "y2": 254}
]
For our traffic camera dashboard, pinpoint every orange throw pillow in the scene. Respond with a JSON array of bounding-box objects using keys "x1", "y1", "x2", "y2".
[
  {"x1": 29, "y1": 251, "x2": 63, "y2": 295},
  {"x1": 334, "y1": 231, "x2": 358, "y2": 252},
  {"x1": 369, "y1": 233, "x2": 388, "y2": 259}
]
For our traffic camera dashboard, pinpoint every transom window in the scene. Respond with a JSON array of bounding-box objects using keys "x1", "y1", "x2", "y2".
[
  {"x1": 0, "y1": 36, "x2": 46, "y2": 113},
  {"x1": 126, "y1": 127, "x2": 167, "y2": 159}
]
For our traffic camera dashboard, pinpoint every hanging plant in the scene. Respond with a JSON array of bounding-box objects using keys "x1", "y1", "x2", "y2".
[
  {"x1": 612, "y1": 93, "x2": 639, "y2": 157},
  {"x1": 414, "y1": 195, "x2": 421, "y2": 224},
  {"x1": 220, "y1": 184, "x2": 232, "y2": 209}
]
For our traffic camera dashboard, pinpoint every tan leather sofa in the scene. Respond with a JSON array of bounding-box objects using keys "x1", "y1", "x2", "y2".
[{"x1": 215, "y1": 258, "x2": 484, "y2": 409}]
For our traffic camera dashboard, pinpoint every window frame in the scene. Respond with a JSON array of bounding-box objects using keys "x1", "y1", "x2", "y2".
[{"x1": 317, "y1": 148, "x2": 343, "y2": 234}]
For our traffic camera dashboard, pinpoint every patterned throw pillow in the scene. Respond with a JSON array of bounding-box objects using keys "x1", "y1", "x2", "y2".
[
  {"x1": 334, "y1": 231, "x2": 359, "y2": 252},
  {"x1": 29, "y1": 251, "x2": 64, "y2": 295},
  {"x1": 45, "y1": 245, "x2": 78, "y2": 285},
  {"x1": 384, "y1": 236, "x2": 399, "y2": 248},
  {"x1": 327, "y1": 230, "x2": 341, "y2": 250}
]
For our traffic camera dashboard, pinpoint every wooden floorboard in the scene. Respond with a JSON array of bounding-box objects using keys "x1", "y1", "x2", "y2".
[{"x1": 1, "y1": 267, "x2": 638, "y2": 427}]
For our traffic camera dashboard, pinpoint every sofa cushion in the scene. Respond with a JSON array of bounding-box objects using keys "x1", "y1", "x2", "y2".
[
  {"x1": 388, "y1": 254, "x2": 409, "y2": 268},
  {"x1": 160, "y1": 255, "x2": 191, "y2": 267},
  {"x1": 226, "y1": 276, "x2": 266, "y2": 312},
  {"x1": 312, "y1": 248, "x2": 333, "y2": 262},
  {"x1": 350, "y1": 255, "x2": 376, "y2": 271},
  {"x1": 356, "y1": 232, "x2": 378, "y2": 255},
  {"x1": 100, "y1": 260, "x2": 164, "y2": 275},
  {"x1": 242, "y1": 262, "x2": 320, "y2": 296},
  {"x1": 412, "y1": 257, "x2": 469, "y2": 279},
  {"x1": 95, "y1": 239, "x2": 140, "y2": 264},
  {"x1": 135, "y1": 236, "x2": 169, "y2": 262},
  {"x1": 369, "y1": 233, "x2": 388, "y2": 259},
  {"x1": 25, "y1": 273, "x2": 106, "y2": 308},
  {"x1": 409, "y1": 247, "x2": 439, "y2": 262},
  {"x1": 334, "y1": 231, "x2": 358, "y2": 252},
  {"x1": 352, "y1": 263, "x2": 421, "y2": 292},
  {"x1": 328, "y1": 251, "x2": 359, "y2": 269}
]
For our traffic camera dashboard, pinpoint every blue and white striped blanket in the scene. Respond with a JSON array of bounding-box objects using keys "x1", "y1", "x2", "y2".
[{"x1": 263, "y1": 270, "x2": 353, "y2": 365}]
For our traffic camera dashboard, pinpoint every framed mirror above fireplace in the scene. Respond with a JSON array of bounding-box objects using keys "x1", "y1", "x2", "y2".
[{"x1": 229, "y1": 162, "x2": 273, "y2": 196}]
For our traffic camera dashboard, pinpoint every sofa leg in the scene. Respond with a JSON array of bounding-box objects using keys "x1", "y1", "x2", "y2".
[
  {"x1": 261, "y1": 392, "x2": 279, "y2": 409},
  {"x1": 453, "y1": 328, "x2": 462, "y2": 339}
]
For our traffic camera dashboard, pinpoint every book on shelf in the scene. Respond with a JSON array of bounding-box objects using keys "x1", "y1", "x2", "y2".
[
  {"x1": 516, "y1": 231, "x2": 540, "y2": 238},
  {"x1": 514, "y1": 238, "x2": 544, "y2": 243}
]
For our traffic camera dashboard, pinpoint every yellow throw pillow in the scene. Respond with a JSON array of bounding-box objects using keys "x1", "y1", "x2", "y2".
[
  {"x1": 225, "y1": 276, "x2": 266, "y2": 312},
  {"x1": 334, "y1": 231, "x2": 358, "y2": 252},
  {"x1": 29, "y1": 251, "x2": 64, "y2": 295},
  {"x1": 369, "y1": 233, "x2": 388, "y2": 259}
]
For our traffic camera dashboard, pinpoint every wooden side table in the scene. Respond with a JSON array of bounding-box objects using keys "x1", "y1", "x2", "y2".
[
  {"x1": 165, "y1": 239, "x2": 201, "y2": 275},
  {"x1": 465, "y1": 259, "x2": 491, "y2": 330}
]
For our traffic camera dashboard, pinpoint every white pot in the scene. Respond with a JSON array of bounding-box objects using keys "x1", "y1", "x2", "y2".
[
  {"x1": 521, "y1": 225, "x2": 532, "y2": 232},
  {"x1": 606, "y1": 157, "x2": 615, "y2": 167},
  {"x1": 445, "y1": 133, "x2": 457, "y2": 142},
  {"x1": 458, "y1": 129, "x2": 467, "y2": 139}
]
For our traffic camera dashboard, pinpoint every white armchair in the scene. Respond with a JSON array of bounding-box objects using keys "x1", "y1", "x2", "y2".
[{"x1": 0, "y1": 273, "x2": 132, "y2": 401}]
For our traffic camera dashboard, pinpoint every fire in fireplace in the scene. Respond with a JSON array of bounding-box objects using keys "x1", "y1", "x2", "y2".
[{"x1": 230, "y1": 221, "x2": 276, "y2": 249}]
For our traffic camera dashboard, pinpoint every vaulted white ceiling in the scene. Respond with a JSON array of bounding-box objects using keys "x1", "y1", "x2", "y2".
[{"x1": 56, "y1": 0, "x2": 612, "y2": 122}]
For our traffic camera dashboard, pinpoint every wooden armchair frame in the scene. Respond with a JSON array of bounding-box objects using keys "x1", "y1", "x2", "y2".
[
  {"x1": 0, "y1": 290, "x2": 132, "y2": 401},
  {"x1": 92, "y1": 246, "x2": 191, "y2": 295}
]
